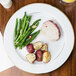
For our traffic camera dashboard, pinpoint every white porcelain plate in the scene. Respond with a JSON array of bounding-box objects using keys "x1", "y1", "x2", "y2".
[{"x1": 4, "y1": 3, "x2": 74, "y2": 74}]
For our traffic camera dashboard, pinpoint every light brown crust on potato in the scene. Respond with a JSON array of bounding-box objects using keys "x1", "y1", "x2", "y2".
[
  {"x1": 26, "y1": 53, "x2": 36, "y2": 63},
  {"x1": 43, "y1": 51, "x2": 51, "y2": 63},
  {"x1": 33, "y1": 41, "x2": 43, "y2": 50},
  {"x1": 41, "y1": 43, "x2": 48, "y2": 51}
]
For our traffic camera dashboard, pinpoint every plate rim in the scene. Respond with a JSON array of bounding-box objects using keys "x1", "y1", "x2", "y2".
[{"x1": 4, "y1": 3, "x2": 75, "y2": 74}]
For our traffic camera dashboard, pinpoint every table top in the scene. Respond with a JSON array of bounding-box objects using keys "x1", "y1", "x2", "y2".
[{"x1": 0, "y1": 0, "x2": 76, "y2": 76}]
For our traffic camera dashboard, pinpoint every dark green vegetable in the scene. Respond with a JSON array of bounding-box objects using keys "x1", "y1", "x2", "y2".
[
  {"x1": 19, "y1": 46, "x2": 22, "y2": 49},
  {"x1": 15, "y1": 14, "x2": 27, "y2": 42},
  {"x1": 15, "y1": 27, "x2": 31, "y2": 45},
  {"x1": 15, "y1": 19, "x2": 40, "y2": 43},
  {"x1": 14, "y1": 12, "x2": 41, "y2": 49},
  {"x1": 15, "y1": 34, "x2": 21, "y2": 43},
  {"x1": 23, "y1": 30, "x2": 40, "y2": 46},
  {"x1": 15, "y1": 19, "x2": 21, "y2": 40},
  {"x1": 20, "y1": 21, "x2": 39, "y2": 43},
  {"x1": 21, "y1": 12, "x2": 26, "y2": 28},
  {"x1": 27, "y1": 16, "x2": 32, "y2": 22},
  {"x1": 20, "y1": 15, "x2": 27, "y2": 35},
  {"x1": 19, "y1": 31, "x2": 31, "y2": 47},
  {"x1": 27, "y1": 16, "x2": 32, "y2": 29},
  {"x1": 14, "y1": 18, "x2": 18, "y2": 38},
  {"x1": 31, "y1": 22, "x2": 39, "y2": 33},
  {"x1": 31, "y1": 19, "x2": 41, "y2": 26},
  {"x1": 23, "y1": 21, "x2": 29, "y2": 34}
]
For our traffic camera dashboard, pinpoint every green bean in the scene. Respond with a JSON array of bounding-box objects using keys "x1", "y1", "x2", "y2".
[
  {"x1": 14, "y1": 44, "x2": 17, "y2": 49},
  {"x1": 21, "y1": 12, "x2": 26, "y2": 28},
  {"x1": 31, "y1": 22, "x2": 39, "y2": 33},
  {"x1": 23, "y1": 30, "x2": 40, "y2": 46},
  {"x1": 19, "y1": 31, "x2": 31, "y2": 47},
  {"x1": 15, "y1": 19, "x2": 21, "y2": 40},
  {"x1": 14, "y1": 18, "x2": 18, "y2": 38},
  {"x1": 16, "y1": 20, "x2": 40, "y2": 46},
  {"x1": 15, "y1": 34, "x2": 21, "y2": 44},
  {"x1": 23, "y1": 29, "x2": 39, "y2": 45},
  {"x1": 15, "y1": 14, "x2": 27, "y2": 42},
  {"x1": 20, "y1": 16, "x2": 27, "y2": 35},
  {"x1": 26, "y1": 16, "x2": 32, "y2": 29},
  {"x1": 15, "y1": 27, "x2": 31, "y2": 45},
  {"x1": 28, "y1": 16, "x2": 32, "y2": 22},
  {"x1": 14, "y1": 11, "x2": 41, "y2": 49},
  {"x1": 31, "y1": 30, "x2": 39, "y2": 36},
  {"x1": 23, "y1": 21, "x2": 29, "y2": 34},
  {"x1": 19, "y1": 46, "x2": 22, "y2": 49},
  {"x1": 31, "y1": 19, "x2": 41, "y2": 26}
]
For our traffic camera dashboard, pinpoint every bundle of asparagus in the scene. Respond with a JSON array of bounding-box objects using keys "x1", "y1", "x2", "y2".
[{"x1": 14, "y1": 12, "x2": 41, "y2": 49}]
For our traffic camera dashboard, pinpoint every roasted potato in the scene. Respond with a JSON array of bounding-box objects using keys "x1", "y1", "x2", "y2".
[
  {"x1": 26, "y1": 53, "x2": 36, "y2": 63},
  {"x1": 26, "y1": 44, "x2": 34, "y2": 53},
  {"x1": 35, "y1": 50, "x2": 42, "y2": 61},
  {"x1": 43, "y1": 51, "x2": 51, "y2": 63},
  {"x1": 33, "y1": 41, "x2": 43, "y2": 50},
  {"x1": 41, "y1": 43, "x2": 48, "y2": 51}
]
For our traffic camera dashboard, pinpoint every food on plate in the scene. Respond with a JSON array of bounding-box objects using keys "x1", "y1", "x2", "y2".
[
  {"x1": 35, "y1": 50, "x2": 42, "y2": 61},
  {"x1": 14, "y1": 11, "x2": 41, "y2": 49},
  {"x1": 23, "y1": 30, "x2": 40, "y2": 46},
  {"x1": 26, "y1": 44, "x2": 34, "y2": 53},
  {"x1": 33, "y1": 41, "x2": 43, "y2": 50},
  {"x1": 25, "y1": 41, "x2": 51, "y2": 63},
  {"x1": 29, "y1": 35, "x2": 32, "y2": 39},
  {"x1": 43, "y1": 51, "x2": 51, "y2": 63},
  {"x1": 14, "y1": 18, "x2": 18, "y2": 38},
  {"x1": 26, "y1": 53, "x2": 36, "y2": 63},
  {"x1": 41, "y1": 20, "x2": 60, "y2": 41},
  {"x1": 32, "y1": 25, "x2": 37, "y2": 28},
  {"x1": 41, "y1": 43, "x2": 48, "y2": 51},
  {"x1": 14, "y1": 12, "x2": 54, "y2": 64}
]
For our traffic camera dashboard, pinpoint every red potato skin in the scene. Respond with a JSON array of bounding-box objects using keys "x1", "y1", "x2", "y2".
[
  {"x1": 49, "y1": 20, "x2": 61, "y2": 38},
  {"x1": 41, "y1": 50, "x2": 46, "y2": 53},
  {"x1": 35, "y1": 50, "x2": 42, "y2": 61},
  {"x1": 26, "y1": 44, "x2": 35, "y2": 53}
]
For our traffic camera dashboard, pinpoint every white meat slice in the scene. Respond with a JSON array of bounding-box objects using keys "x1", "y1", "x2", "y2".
[{"x1": 41, "y1": 20, "x2": 60, "y2": 41}]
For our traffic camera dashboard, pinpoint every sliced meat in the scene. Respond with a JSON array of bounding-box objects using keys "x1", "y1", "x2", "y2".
[{"x1": 41, "y1": 20, "x2": 60, "y2": 41}]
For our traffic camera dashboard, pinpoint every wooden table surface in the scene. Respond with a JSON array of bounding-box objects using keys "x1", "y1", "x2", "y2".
[{"x1": 0, "y1": 0, "x2": 76, "y2": 76}]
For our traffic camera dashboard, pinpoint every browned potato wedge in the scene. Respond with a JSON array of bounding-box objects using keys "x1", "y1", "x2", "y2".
[
  {"x1": 26, "y1": 53, "x2": 36, "y2": 63},
  {"x1": 43, "y1": 51, "x2": 51, "y2": 63},
  {"x1": 33, "y1": 41, "x2": 43, "y2": 50},
  {"x1": 41, "y1": 43, "x2": 48, "y2": 51}
]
